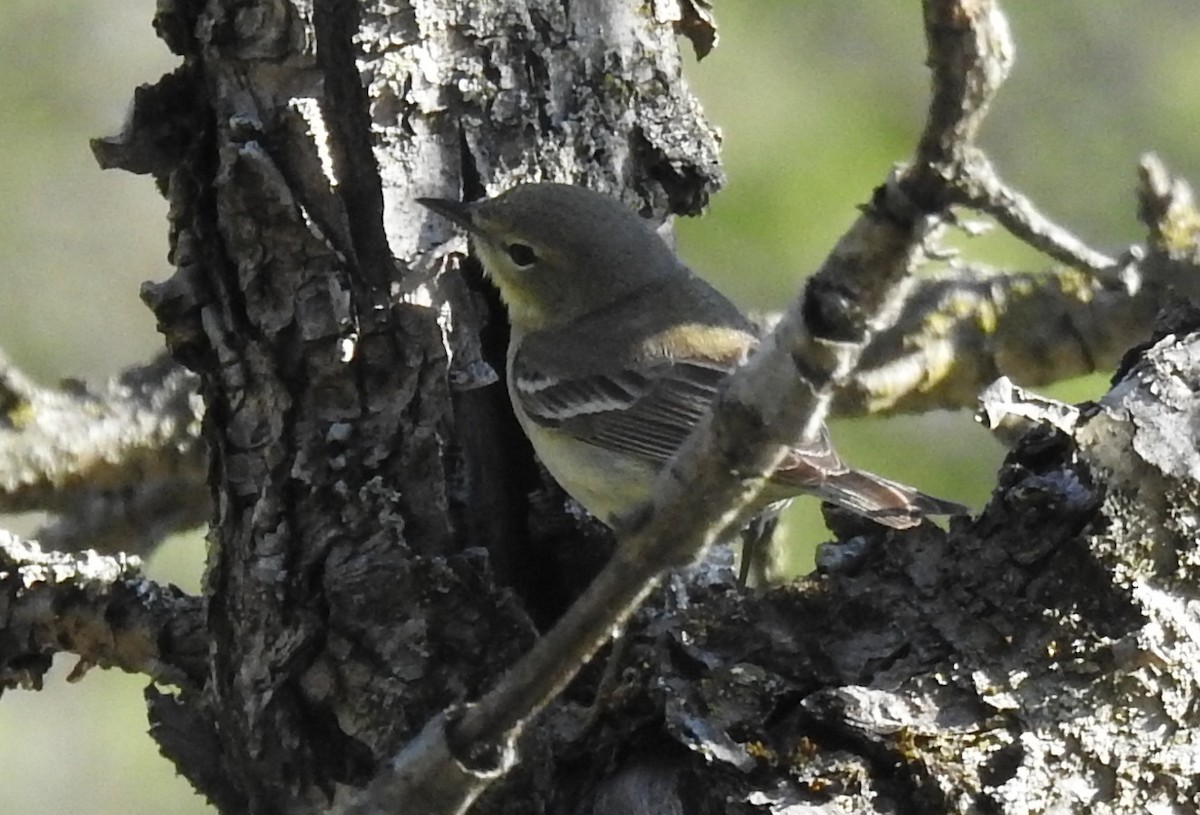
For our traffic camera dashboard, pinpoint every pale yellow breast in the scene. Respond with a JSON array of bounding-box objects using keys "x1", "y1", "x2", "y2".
[{"x1": 506, "y1": 341, "x2": 657, "y2": 525}]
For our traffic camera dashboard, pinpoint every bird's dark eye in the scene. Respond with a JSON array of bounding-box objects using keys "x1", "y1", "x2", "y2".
[{"x1": 506, "y1": 242, "x2": 538, "y2": 268}]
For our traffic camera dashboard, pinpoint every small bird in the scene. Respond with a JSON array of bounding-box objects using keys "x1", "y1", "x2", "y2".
[{"x1": 418, "y1": 184, "x2": 966, "y2": 531}]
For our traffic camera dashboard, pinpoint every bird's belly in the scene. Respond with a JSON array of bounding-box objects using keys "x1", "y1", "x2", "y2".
[{"x1": 522, "y1": 424, "x2": 659, "y2": 525}]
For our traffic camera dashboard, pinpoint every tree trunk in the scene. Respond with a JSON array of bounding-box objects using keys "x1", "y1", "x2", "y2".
[{"x1": 104, "y1": 0, "x2": 722, "y2": 809}]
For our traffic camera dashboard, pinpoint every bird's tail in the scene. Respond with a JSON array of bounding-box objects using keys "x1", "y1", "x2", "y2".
[{"x1": 780, "y1": 467, "x2": 968, "y2": 529}]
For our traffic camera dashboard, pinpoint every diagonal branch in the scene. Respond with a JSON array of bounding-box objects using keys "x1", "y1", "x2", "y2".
[{"x1": 952, "y1": 153, "x2": 1117, "y2": 273}]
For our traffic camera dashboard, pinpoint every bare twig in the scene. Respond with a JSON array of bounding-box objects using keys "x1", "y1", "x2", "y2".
[
  {"x1": 953, "y1": 154, "x2": 1117, "y2": 274},
  {"x1": 905, "y1": 2, "x2": 1116, "y2": 278}
]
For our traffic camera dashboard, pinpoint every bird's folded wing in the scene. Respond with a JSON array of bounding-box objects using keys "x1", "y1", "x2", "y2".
[
  {"x1": 513, "y1": 354, "x2": 854, "y2": 483},
  {"x1": 512, "y1": 357, "x2": 733, "y2": 465}
]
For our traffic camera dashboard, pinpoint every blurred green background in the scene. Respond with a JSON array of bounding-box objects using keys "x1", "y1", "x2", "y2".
[{"x1": 1, "y1": 1, "x2": 1197, "y2": 811}]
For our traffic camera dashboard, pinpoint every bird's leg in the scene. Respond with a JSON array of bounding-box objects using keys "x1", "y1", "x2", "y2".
[{"x1": 737, "y1": 507, "x2": 784, "y2": 588}]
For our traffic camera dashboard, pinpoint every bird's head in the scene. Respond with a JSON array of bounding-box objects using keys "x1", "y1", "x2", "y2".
[{"x1": 418, "y1": 183, "x2": 681, "y2": 332}]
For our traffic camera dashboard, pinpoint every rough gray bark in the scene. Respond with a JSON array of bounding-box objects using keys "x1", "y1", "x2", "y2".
[
  {"x1": 97, "y1": 0, "x2": 723, "y2": 810},
  {"x1": 3, "y1": 1, "x2": 1200, "y2": 814}
]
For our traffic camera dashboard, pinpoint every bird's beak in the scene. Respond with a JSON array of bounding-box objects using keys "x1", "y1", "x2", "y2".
[{"x1": 416, "y1": 197, "x2": 482, "y2": 236}]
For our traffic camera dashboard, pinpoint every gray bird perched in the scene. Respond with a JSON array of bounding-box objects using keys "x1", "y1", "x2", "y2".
[{"x1": 419, "y1": 183, "x2": 966, "y2": 530}]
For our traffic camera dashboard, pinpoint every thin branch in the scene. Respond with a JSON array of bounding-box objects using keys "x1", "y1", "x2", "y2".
[
  {"x1": 909, "y1": 1, "x2": 1116, "y2": 277},
  {"x1": 0, "y1": 530, "x2": 207, "y2": 692},
  {"x1": 953, "y1": 151, "x2": 1117, "y2": 273}
]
